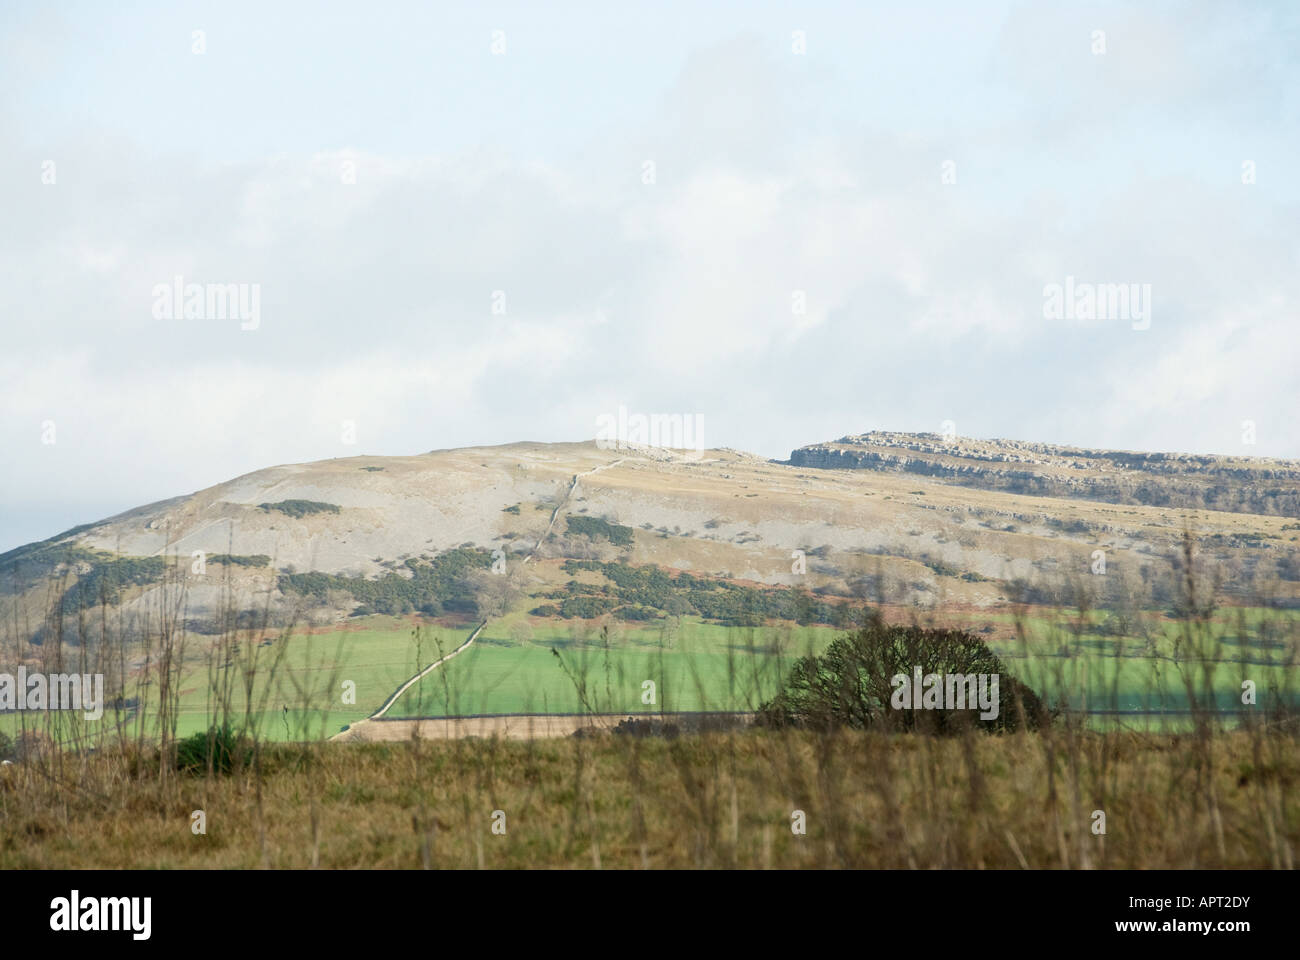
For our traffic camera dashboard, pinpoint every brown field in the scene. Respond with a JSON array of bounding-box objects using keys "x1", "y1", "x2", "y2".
[{"x1": 2, "y1": 725, "x2": 1295, "y2": 869}]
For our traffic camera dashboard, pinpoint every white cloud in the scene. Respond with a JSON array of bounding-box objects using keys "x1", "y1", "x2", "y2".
[{"x1": 1, "y1": 14, "x2": 1297, "y2": 550}]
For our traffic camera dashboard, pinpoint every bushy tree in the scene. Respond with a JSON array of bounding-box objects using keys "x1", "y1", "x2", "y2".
[{"x1": 758, "y1": 618, "x2": 1051, "y2": 733}]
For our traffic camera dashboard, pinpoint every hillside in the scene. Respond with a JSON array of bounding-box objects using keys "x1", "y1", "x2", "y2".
[{"x1": 2, "y1": 434, "x2": 1298, "y2": 643}]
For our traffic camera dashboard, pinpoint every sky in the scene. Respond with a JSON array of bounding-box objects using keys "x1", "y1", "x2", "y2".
[{"x1": 1, "y1": 0, "x2": 1298, "y2": 552}]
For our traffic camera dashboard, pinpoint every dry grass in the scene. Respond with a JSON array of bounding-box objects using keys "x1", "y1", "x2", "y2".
[{"x1": 1, "y1": 723, "x2": 1296, "y2": 869}]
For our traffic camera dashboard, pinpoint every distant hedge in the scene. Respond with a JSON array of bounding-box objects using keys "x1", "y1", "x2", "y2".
[
  {"x1": 209, "y1": 554, "x2": 271, "y2": 568},
  {"x1": 58, "y1": 556, "x2": 166, "y2": 614},
  {"x1": 278, "y1": 547, "x2": 493, "y2": 618},
  {"x1": 535, "y1": 559, "x2": 858, "y2": 627},
  {"x1": 258, "y1": 500, "x2": 341, "y2": 519}
]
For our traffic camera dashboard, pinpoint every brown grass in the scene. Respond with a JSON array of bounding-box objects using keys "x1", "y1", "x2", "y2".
[{"x1": 1, "y1": 724, "x2": 1295, "y2": 869}]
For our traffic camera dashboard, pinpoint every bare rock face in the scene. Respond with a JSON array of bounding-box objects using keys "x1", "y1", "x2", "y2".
[{"x1": 789, "y1": 432, "x2": 1300, "y2": 516}]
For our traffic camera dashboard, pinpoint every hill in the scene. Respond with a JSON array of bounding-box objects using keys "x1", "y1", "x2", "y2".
[{"x1": 3, "y1": 434, "x2": 1299, "y2": 640}]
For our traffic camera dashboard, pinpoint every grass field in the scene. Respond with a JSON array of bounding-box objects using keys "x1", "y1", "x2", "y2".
[
  {"x1": 391, "y1": 619, "x2": 837, "y2": 717},
  {"x1": 0, "y1": 621, "x2": 461, "y2": 743},
  {"x1": 387, "y1": 608, "x2": 1299, "y2": 724},
  {"x1": 4, "y1": 606, "x2": 1296, "y2": 746}
]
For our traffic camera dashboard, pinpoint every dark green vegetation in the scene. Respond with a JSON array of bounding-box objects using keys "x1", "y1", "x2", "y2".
[
  {"x1": 0, "y1": 540, "x2": 103, "y2": 586},
  {"x1": 208, "y1": 553, "x2": 271, "y2": 568},
  {"x1": 0, "y1": 541, "x2": 164, "y2": 620},
  {"x1": 279, "y1": 547, "x2": 494, "y2": 617},
  {"x1": 174, "y1": 724, "x2": 254, "y2": 776},
  {"x1": 0, "y1": 542, "x2": 263, "y2": 639},
  {"x1": 258, "y1": 500, "x2": 341, "y2": 519},
  {"x1": 565, "y1": 514, "x2": 634, "y2": 546},
  {"x1": 0, "y1": 539, "x2": 167, "y2": 644},
  {"x1": 0, "y1": 522, "x2": 106, "y2": 577},
  {"x1": 534, "y1": 559, "x2": 859, "y2": 626},
  {"x1": 52, "y1": 556, "x2": 166, "y2": 617},
  {"x1": 758, "y1": 620, "x2": 1050, "y2": 732}
]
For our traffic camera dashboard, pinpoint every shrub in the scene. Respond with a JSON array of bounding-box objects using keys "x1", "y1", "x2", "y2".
[
  {"x1": 279, "y1": 547, "x2": 492, "y2": 615},
  {"x1": 565, "y1": 515, "x2": 634, "y2": 546},
  {"x1": 175, "y1": 725, "x2": 254, "y2": 775},
  {"x1": 554, "y1": 559, "x2": 856, "y2": 626},
  {"x1": 52, "y1": 555, "x2": 166, "y2": 615},
  {"x1": 758, "y1": 618, "x2": 1050, "y2": 733},
  {"x1": 615, "y1": 604, "x2": 659, "y2": 621},
  {"x1": 208, "y1": 553, "x2": 271, "y2": 568}
]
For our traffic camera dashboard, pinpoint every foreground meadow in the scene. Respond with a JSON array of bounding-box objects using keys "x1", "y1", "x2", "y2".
[{"x1": 2, "y1": 726, "x2": 1295, "y2": 868}]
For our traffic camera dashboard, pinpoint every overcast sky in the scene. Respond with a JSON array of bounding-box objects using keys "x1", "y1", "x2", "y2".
[{"x1": 2, "y1": 0, "x2": 1298, "y2": 552}]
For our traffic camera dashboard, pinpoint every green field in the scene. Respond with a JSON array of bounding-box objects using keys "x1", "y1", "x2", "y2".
[
  {"x1": 4, "y1": 607, "x2": 1296, "y2": 745},
  {"x1": 385, "y1": 613, "x2": 1299, "y2": 723},
  {"x1": 391, "y1": 619, "x2": 839, "y2": 717},
  {"x1": 1, "y1": 622, "x2": 463, "y2": 743}
]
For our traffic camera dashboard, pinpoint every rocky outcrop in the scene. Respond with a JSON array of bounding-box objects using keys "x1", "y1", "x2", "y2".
[{"x1": 789, "y1": 432, "x2": 1300, "y2": 516}]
